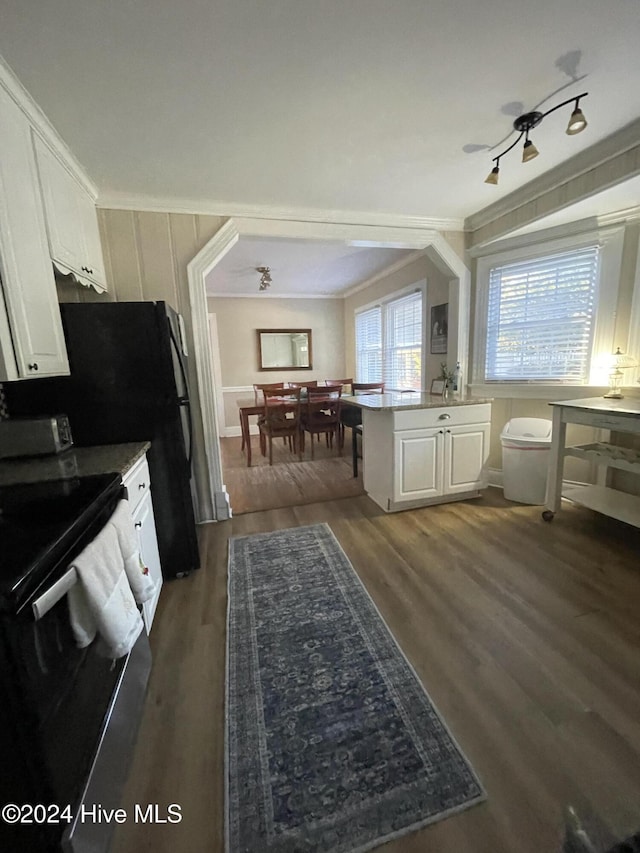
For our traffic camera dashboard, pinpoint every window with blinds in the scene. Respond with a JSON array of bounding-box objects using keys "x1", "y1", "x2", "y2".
[
  {"x1": 485, "y1": 245, "x2": 600, "y2": 382},
  {"x1": 355, "y1": 290, "x2": 423, "y2": 388},
  {"x1": 355, "y1": 306, "x2": 382, "y2": 382},
  {"x1": 385, "y1": 291, "x2": 422, "y2": 389}
]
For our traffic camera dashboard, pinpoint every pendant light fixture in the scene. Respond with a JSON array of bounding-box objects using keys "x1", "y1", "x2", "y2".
[
  {"x1": 256, "y1": 266, "x2": 272, "y2": 291},
  {"x1": 484, "y1": 93, "x2": 588, "y2": 185}
]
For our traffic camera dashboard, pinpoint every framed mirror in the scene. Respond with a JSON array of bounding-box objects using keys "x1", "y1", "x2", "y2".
[{"x1": 257, "y1": 329, "x2": 313, "y2": 371}]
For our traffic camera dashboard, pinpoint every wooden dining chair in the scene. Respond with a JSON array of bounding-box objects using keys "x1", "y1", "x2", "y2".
[
  {"x1": 301, "y1": 386, "x2": 342, "y2": 460},
  {"x1": 324, "y1": 378, "x2": 353, "y2": 395},
  {"x1": 352, "y1": 382, "x2": 385, "y2": 394},
  {"x1": 247, "y1": 382, "x2": 286, "y2": 452},
  {"x1": 339, "y1": 382, "x2": 385, "y2": 452},
  {"x1": 253, "y1": 381, "x2": 286, "y2": 404},
  {"x1": 258, "y1": 387, "x2": 302, "y2": 465},
  {"x1": 287, "y1": 380, "x2": 319, "y2": 390}
]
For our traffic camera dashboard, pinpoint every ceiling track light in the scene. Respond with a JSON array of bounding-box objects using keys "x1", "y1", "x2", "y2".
[
  {"x1": 484, "y1": 92, "x2": 588, "y2": 185},
  {"x1": 256, "y1": 266, "x2": 272, "y2": 291}
]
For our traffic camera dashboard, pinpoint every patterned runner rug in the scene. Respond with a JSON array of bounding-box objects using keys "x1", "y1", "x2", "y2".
[{"x1": 226, "y1": 523, "x2": 485, "y2": 852}]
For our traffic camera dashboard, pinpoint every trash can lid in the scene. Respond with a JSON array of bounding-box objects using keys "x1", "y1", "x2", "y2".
[{"x1": 500, "y1": 417, "x2": 553, "y2": 444}]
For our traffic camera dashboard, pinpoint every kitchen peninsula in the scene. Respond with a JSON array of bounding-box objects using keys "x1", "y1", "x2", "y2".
[{"x1": 343, "y1": 392, "x2": 492, "y2": 512}]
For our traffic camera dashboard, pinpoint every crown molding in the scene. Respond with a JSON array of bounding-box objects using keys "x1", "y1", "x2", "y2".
[
  {"x1": 0, "y1": 53, "x2": 98, "y2": 199},
  {"x1": 465, "y1": 117, "x2": 640, "y2": 236},
  {"x1": 96, "y1": 192, "x2": 465, "y2": 232},
  {"x1": 340, "y1": 250, "x2": 426, "y2": 299},
  {"x1": 207, "y1": 291, "x2": 343, "y2": 299}
]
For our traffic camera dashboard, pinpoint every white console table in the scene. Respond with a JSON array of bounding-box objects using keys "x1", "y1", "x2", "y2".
[{"x1": 543, "y1": 397, "x2": 640, "y2": 527}]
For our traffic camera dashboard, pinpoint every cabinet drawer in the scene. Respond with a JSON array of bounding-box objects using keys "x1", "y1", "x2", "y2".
[
  {"x1": 393, "y1": 403, "x2": 491, "y2": 431},
  {"x1": 123, "y1": 454, "x2": 151, "y2": 512}
]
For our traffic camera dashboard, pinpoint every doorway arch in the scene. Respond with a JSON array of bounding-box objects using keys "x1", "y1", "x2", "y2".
[{"x1": 187, "y1": 217, "x2": 470, "y2": 521}]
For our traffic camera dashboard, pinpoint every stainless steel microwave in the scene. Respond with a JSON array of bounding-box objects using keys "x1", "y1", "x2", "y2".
[{"x1": 0, "y1": 415, "x2": 73, "y2": 459}]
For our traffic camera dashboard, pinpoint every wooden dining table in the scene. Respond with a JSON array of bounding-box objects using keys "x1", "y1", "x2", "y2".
[
  {"x1": 238, "y1": 394, "x2": 358, "y2": 467},
  {"x1": 238, "y1": 401, "x2": 270, "y2": 467}
]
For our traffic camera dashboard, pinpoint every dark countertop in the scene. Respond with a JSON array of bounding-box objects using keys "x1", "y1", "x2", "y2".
[{"x1": 0, "y1": 441, "x2": 151, "y2": 487}]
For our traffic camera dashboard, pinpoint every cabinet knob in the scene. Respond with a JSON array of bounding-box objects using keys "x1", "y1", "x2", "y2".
[
  {"x1": 135, "y1": 521, "x2": 142, "y2": 529},
  {"x1": 88, "y1": 268, "x2": 94, "y2": 275},
  {"x1": 438, "y1": 413, "x2": 451, "y2": 420},
  {"x1": 138, "y1": 482, "x2": 146, "y2": 489},
  {"x1": 28, "y1": 362, "x2": 39, "y2": 371}
]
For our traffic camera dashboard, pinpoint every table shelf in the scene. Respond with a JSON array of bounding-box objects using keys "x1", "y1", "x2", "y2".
[
  {"x1": 565, "y1": 441, "x2": 640, "y2": 474},
  {"x1": 562, "y1": 484, "x2": 640, "y2": 528}
]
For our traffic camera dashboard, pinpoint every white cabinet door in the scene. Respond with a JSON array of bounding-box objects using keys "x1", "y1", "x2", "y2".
[
  {"x1": 77, "y1": 190, "x2": 106, "y2": 288},
  {"x1": 0, "y1": 86, "x2": 69, "y2": 379},
  {"x1": 393, "y1": 428, "x2": 443, "y2": 502},
  {"x1": 131, "y1": 488, "x2": 163, "y2": 634},
  {"x1": 33, "y1": 134, "x2": 85, "y2": 271},
  {"x1": 34, "y1": 135, "x2": 107, "y2": 291},
  {"x1": 443, "y1": 423, "x2": 490, "y2": 494}
]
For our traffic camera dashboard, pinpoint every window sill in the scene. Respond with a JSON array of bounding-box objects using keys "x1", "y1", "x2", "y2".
[{"x1": 468, "y1": 383, "x2": 615, "y2": 401}]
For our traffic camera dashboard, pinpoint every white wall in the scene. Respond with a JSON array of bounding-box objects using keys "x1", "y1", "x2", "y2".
[{"x1": 207, "y1": 295, "x2": 345, "y2": 435}]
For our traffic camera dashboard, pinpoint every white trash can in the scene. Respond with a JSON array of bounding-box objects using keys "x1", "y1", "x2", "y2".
[{"x1": 500, "y1": 418, "x2": 553, "y2": 504}]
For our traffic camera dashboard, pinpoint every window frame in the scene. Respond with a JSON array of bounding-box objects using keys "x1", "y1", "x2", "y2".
[
  {"x1": 471, "y1": 226, "x2": 625, "y2": 399},
  {"x1": 354, "y1": 282, "x2": 427, "y2": 390}
]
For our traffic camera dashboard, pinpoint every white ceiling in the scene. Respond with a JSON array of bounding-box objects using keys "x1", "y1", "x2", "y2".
[
  {"x1": 0, "y1": 0, "x2": 639, "y2": 224},
  {"x1": 205, "y1": 237, "x2": 417, "y2": 296}
]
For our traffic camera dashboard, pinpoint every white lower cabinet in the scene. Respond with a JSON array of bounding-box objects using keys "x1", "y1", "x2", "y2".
[
  {"x1": 444, "y1": 423, "x2": 491, "y2": 495},
  {"x1": 123, "y1": 455, "x2": 163, "y2": 633},
  {"x1": 363, "y1": 403, "x2": 491, "y2": 512},
  {"x1": 394, "y1": 428, "x2": 443, "y2": 501},
  {"x1": 393, "y1": 422, "x2": 490, "y2": 503},
  {"x1": 132, "y1": 490, "x2": 163, "y2": 634}
]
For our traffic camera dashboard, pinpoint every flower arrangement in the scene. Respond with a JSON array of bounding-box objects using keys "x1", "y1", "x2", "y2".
[{"x1": 438, "y1": 362, "x2": 455, "y2": 386}]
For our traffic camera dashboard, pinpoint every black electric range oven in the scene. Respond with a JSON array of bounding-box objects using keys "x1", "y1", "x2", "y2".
[{"x1": 0, "y1": 474, "x2": 152, "y2": 853}]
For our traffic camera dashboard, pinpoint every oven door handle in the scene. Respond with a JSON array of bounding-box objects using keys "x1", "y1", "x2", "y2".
[{"x1": 32, "y1": 568, "x2": 78, "y2": 621}]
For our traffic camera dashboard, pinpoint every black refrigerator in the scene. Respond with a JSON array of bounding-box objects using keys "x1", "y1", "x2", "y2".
[{"x1": 5, "y1": 301, "x2": 199, "y2": 580}]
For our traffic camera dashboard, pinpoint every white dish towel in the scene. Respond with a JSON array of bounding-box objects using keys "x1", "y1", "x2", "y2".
[{"x1": 67, "y1": 498, "x2": 157, "y2": 659}]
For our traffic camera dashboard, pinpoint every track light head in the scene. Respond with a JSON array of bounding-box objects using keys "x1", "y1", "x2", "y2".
[
  {"x1": 522, "y1": 138, "x2": 539, "y2": 162},
  {"x1": 484, "y1": 164, "x2": 500, "y2": 185},
  {"x1": 566, "y1": 103, "x2": 587, "y2": 135}
]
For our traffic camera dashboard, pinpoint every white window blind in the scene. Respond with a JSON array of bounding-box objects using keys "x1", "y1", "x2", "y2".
[
  {"x1": 384, "y1": 291, "x2": 422, "y2": 389},
  {"x1": 355, "y1": 290, "x2": 423, "y2": 387},
  {"x1": 485, "y1": 245, "x2": 600, "y2": 382},
  {"x1": 355, "y1": 306, "x2": 382, "y2": 382}
]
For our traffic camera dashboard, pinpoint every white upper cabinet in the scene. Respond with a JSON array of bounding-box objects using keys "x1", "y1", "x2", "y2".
[
  {"x1": 33, "y1": 135, "x2": 107, "y2": 291},
  {"x1": 0, "y1": 85, "x2": 69, "y2": 380}
]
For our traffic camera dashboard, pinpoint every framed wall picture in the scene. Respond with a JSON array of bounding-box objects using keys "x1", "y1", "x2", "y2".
[{"x1": 430, "y1": 303, "x2": 448, "y2": 354}]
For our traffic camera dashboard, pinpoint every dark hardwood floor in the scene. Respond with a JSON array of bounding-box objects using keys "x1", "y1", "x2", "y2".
[
  {"x1": 111, "y1": 490, "x2": 640, "y2": 852},
  {"x1": 220, "y1": 433, "x2": 364, "y2": 514}
]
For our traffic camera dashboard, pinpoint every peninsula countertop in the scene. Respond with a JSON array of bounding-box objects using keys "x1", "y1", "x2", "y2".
[
  {"x1": 0, "y1": 441, "x2": 151, "y2": 487},
  {"x1": 342, "y1": 392, "x2": 493, "y2": 412}
]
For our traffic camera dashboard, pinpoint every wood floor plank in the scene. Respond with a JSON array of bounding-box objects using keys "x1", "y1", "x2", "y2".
[
  {"x1": 220, "y1": 434, "x2": 364, "y2": 514},
  {"x1": 111, "y1": 490, "x2": 640, "y2": 853}
]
